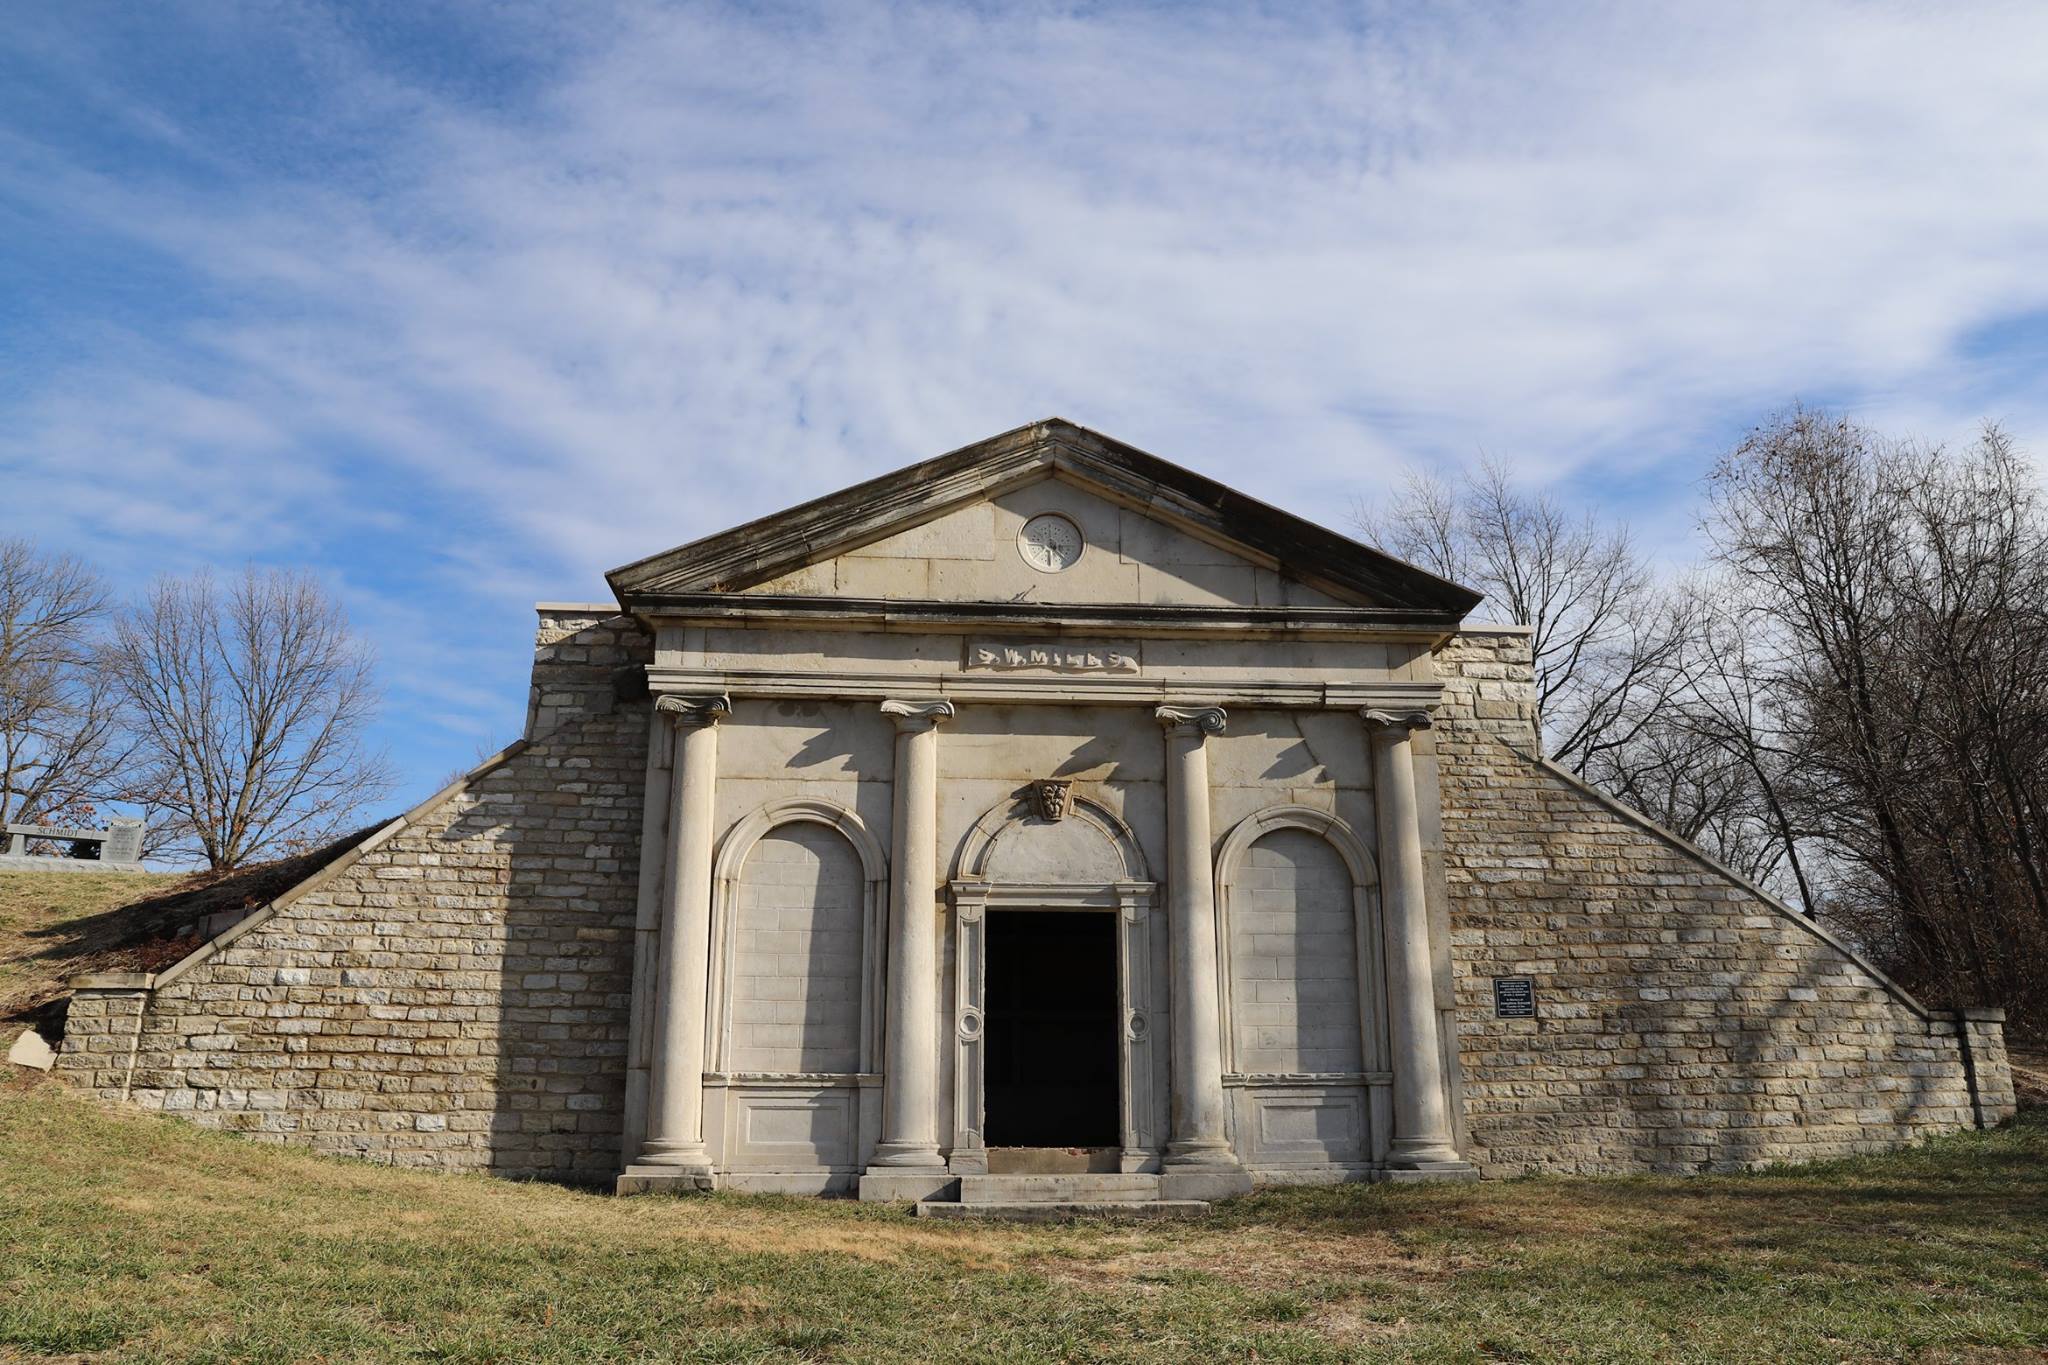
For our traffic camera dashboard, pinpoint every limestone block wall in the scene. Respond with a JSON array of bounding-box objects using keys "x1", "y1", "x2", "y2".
[
  {"x1": 56, "y1": 611, "x2": 655, "y2": 1183},
  {"x1": 1434, "y1": 626, "x2": 2017, "y2": 1175}
]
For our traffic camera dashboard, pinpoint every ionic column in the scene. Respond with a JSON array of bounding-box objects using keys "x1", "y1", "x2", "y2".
[
  {"x1": 630, "y1": 693, "x2": 730, "y2": 1179},
  {"x1": 1364, "y1": 708, "x2": 1465, "y2": 1169},
  {"x1": 871, "y1": 698, "x2": 955, "y2": 1167},
  {"x1": 1155, "y1": 704, "x2": 1237, "y2": 1168}
]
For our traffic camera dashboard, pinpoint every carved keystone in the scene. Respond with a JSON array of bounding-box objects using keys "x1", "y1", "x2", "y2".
[{"x1": 1031, "y1": 779, "x2": 1074, "y2": 823}]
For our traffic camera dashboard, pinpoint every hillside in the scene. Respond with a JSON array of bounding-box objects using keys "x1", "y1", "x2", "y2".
[
  {"x1": 0, "y1": 831, "x2": 375, "y2": 1024},
  {"x1": 0, "y1": 870, "x2": 185, "y2": 1021},
  {"x1": 0, "y1": 1079, "x2": 2043, "y2": 1362}
]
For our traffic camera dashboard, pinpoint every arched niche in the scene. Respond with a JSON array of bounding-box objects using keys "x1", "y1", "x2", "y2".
[
  {"x1": 1214, "y1": 803, "x2": 1378, "y2": 893},
  {"x1": 709, "y1": 798, "x2": 887, "y2": 1076},
  {"x1": 946, "y1": 790, "x2": 1158, "y2": 1175},
  {"x1": 1213, "y1": 804, "x2": 1391, "y2": 1170}
]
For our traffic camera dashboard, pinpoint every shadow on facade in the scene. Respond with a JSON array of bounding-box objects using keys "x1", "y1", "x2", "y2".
[
  {"x1": 1438, "y1": 736, "x2": 1988, "y2": 1179},
  {"x1": 1503, "y1": 786, "x2": 1967, "y2": 1176},
  {"x1": 445, "y1": 617, "x2": 653, "y2": 1188}
]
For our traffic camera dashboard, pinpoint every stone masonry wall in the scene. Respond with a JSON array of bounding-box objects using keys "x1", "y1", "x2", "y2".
[
  {"x1": 1435, "y1": 626, "x2": 2016, "y2": 1175},
  {"x1": 56, "y1": 611, "x2": 654, "y2": 1183},
  {"x1": 56, "y1": 608, "x2": 2019, "y2": 1184}
]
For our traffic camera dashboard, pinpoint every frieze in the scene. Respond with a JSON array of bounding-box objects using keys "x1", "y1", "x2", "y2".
[{"x1": 965, "y1": 640, "x2": 1139, "y2": 672}]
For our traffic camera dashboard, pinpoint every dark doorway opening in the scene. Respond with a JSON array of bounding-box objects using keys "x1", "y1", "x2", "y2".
[{"x1": 983, "y1": 909, "x2": 1120, "y2": 1149}]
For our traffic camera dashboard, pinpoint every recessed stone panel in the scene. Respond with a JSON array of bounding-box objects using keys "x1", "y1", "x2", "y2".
[{"x1": 731, "y1": 1087, "x2": 856, "y2": 1170}]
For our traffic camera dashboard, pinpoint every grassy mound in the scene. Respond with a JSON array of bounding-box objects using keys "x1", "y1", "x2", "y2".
[
  {"x1": 0, "y1": 1082, "x2": 2042, "y2": 1363},
  {"x1": 0, "y1": 871, "x2": 185, "y2": 1020},
  {"x1": 0, "y1": 830, "x2": 374, "y2": 1022}
]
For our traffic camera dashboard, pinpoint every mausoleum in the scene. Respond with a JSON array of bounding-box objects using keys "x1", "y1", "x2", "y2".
[{"x1": 58, "y1": 420, "x2": 2016, "y2": 1210}]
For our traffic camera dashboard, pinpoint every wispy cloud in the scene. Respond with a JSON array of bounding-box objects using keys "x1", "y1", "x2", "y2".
[{"x1": 4, "y1": 0, "x2": 2046, "y2": 792}]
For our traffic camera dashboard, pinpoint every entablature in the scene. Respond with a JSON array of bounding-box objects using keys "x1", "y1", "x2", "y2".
[{"x1": 644, "y1": 664, "x2": 1443, "y2": 711}]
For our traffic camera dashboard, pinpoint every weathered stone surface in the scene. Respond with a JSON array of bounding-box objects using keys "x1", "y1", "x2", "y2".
[
  {"x1": 51, "y1": 424, "x2": 2014, "y2": 1194},
  {"x1": 1433, "y1": 628, "x2": 2014, "y2": 1174},
  {"x1": 8, "y1": 1028, "x2": 56, "y2": 1071}
]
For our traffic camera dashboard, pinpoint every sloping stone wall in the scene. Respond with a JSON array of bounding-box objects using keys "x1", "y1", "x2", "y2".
[
  {"x1": 56, "y1": 611, "x2": 653, "y2": 1183},
  {"x1": 54, "y1": 607, "x2": 2017, "y2": 1184},
  {"x1": 1434, "y1": 626, "x2": 2016, "y2": 1175}
]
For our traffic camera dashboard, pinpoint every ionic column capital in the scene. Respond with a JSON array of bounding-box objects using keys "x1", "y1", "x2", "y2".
[
  {"x1": 655, "y1": 693, "x2": 732, "y2": 728},
  {"x1": 1155, "y1": 704, "x2": 1227, "y2": 736},
  {"x1": 1362, "y1": 707, "x2": 1434, "y2": 735},
  {"x1": 880, "y1": 698, "x2": 956, "y2": 732}
]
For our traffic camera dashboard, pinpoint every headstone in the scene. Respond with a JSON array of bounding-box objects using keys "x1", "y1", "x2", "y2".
[
  {"x1": 7, "y1": 1028, "x2": 55, "y2": 1071},
  {"x1": 103, "y1": 819, "x2": 145, "y2": 865}
]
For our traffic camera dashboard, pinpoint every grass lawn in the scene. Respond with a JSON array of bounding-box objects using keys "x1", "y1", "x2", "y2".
[{"x1": 0, "y1": 1081, "x2": 2042, "y2": 1363}]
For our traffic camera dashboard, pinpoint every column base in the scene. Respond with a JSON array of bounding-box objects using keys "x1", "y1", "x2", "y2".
[
  {"x1": 1164, "y1": 1140, "x2": 1238, "y2": 1168},
  {"x1": 1159, "y1": 1168, "x2": 1253, "y2": 1202},
  {"x1": 1161, "y1": 1139, "x2": 1250, "y2": 1201},
  {"x1": 868, "y1": 1142, "x2": 946, "y2": 1169},
  {"x1": 1388, "y1": 1137, "x2": 1467, "y2": 1168},
  {"x1": 616, "y1": 1166, "x2": 717, "y2": 1196},
  {"x1": 858, "y1": 1170, "x2": 960, "y2": 1203},
  {"x1": 1382, "y1": 1162, "x2": 1479, "y2": 1184}
]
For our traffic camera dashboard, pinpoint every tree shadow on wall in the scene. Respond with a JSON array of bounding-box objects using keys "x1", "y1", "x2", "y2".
[{"x1": 1504, "y1": 765, "x2": 1968, "y2": 1177}]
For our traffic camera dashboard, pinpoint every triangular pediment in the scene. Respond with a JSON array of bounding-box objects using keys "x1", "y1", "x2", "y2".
[
  {"x1": 742, "y1": 475, "x2": 1359, "y2": 609},
  {"x1": 606, "y1": 419, "x2": 1481, "y2": 621}
]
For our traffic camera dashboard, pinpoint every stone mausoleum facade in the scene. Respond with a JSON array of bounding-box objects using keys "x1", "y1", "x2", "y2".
[{"x1": 58, "y1": 421, "x2": 2016, "y2": 1207}]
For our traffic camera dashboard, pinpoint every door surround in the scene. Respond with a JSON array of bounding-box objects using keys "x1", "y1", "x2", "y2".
[{"x1": 947, "y1": 792, "x2": 1157, "y2": 1175}]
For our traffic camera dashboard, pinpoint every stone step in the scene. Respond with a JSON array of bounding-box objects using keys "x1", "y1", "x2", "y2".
[
  {"x1": 958, "y1": 1173, "x2": 1160, "y2": 1204},
  {"x1": 914, "y1": 1199, "x2": 1210, "y2": 1222},
  {"x1": 985, "y1": 1146, "x2": 1121, "y2": 1174}
]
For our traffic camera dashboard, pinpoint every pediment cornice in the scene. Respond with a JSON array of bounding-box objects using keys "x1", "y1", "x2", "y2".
[
  {"x1": 621, "y1": 591, "x2": 1465, "y2": 637},
  {"x1": 606, "y1": 418, "x2": 1483, "y2": 618}
]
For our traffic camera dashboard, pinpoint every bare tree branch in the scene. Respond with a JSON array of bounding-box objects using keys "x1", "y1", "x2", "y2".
[
  {"x1": 107, "y1": 566, "x2": 395, "y2": 869},
  {"x1": 0, "y1": 539, "x2": 133, "y2": 836}
]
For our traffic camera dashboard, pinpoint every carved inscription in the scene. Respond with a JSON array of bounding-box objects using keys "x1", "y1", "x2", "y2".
[{"x1": 966, "y1": 641, "x2": 1139, "y2": 672}]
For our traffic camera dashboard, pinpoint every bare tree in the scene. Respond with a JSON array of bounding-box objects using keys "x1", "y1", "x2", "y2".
[
  {"x1": 1357, "y1": 416, "x2": 2047, "y2": 1032},
  {"x1": 1618, "y1": 578, "x2": 1820, "y2": 910},
  {"x1": 108, "y1": 567, "x2": 394, "y2": 869},
  {"x1": 1702, "y1": 410, "x2": 2048, "y2": 1027},
  {"x1": 1357, "y1": 458, "x2": 1687, "y2": 773},
  {"x1": 0, "y1": 539, "x2": 131, "y2": 835}
]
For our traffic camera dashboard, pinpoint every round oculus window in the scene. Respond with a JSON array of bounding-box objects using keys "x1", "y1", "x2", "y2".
[{"x1": 1018, "y1": 513, "x2": 1084, "y2": 573}]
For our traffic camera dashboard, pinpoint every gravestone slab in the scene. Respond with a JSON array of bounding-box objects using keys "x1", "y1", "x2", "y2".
[{"x1": 104, "y1": 819, "x2": 145, "y2": 865}]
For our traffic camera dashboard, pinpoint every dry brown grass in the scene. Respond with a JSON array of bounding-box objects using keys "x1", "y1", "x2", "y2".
[
  {"x1": 2009, "y1": 1044, "x2": 2048, "y2": 1109},
  {"x1": 0, "y1": 870, "x2": 185, "y2": 1018},
  {"x1": 2, "y1": 1080, "x2": 2044, "y2": 1362}
]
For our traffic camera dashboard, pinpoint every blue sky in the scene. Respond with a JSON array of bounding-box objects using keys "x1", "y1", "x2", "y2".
[{"x1": 5, "y1": 1, "x2": 2047, "y2": 805}]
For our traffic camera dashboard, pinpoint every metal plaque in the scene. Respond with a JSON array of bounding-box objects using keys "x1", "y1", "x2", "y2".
[{"x1": 1493, "y1": 976, "x2": 1537, "y2": 1019}]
